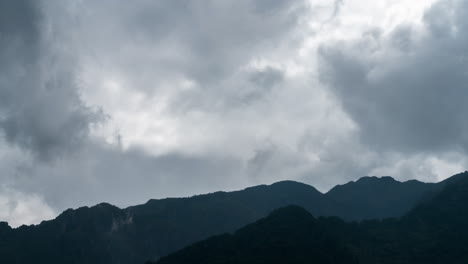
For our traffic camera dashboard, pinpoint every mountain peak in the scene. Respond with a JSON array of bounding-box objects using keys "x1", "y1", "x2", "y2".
[
  {"x1": 269, "y1": 180, "x2": 321, "y2": 192},
  {"x1": 325, "y1": 175, "x2": 440, "y2": 220},
  {"x1": 270, "y1": 180, "x2": 308, "y2": 186},
  {"x1": 156, "y1": 205, "x2": 356, "y2": 264},
  {"x1": 356, "y1": 175, "x2": 397, "y2": 183},
  {"x1": 440, "y1": 171, "x2": 468, "y2": 185}
]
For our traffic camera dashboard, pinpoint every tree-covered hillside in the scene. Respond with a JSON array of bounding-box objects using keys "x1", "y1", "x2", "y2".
[
  {"x1": 152, "y1": 172, "x2": 468, "y2": 264},
  {"x1": 0, "y1": 173, "x2": 456, "y2": 264}
]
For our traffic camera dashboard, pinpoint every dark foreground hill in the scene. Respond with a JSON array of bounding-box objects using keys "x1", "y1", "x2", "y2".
[
  {"x1": 0, "y1": 174, "x2": 457, "y2": 264},
  {"x1": 152, "y1": 172, "x2": 468, "y2": 264},
  {"x1": 156, "y1": 206, "x2": 358, "y2": 264}
]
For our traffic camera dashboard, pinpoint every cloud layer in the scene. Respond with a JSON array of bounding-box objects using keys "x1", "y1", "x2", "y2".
[
  {"x1": 0, "y1": 0, "x2": 103, "y2": 160},
  {"x1": 1, "y1": 0, "x2": 468, "y2": 226},
  {"x1": 320, "y1": 0, "x2": 468, "y2": 154}
]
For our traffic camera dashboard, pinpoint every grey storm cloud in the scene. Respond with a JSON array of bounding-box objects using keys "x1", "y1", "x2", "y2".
[
  {"x1": 2, "y1": 0, "x2": 468, "y2": 227},
  {"x1": 0, "y1": 0, "x2": 103, "y2": 160},
  {"x1": 0, "y1": 0, "x2": 313, "y2": 219},
  {"x1": 319, "y1": 0, "x2": 468, "y2": 154},
  {"x1": 11, "y1": 143, "x2": 244, "y2": 210},
  {"x1": 74, "y1": 0, "x2": 307, "y2": 114}
]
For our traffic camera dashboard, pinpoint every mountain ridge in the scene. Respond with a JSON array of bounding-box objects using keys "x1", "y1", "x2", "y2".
[
  {"x1": 153, "y1": 171, "x2": 468, "y2": 264},
  {"x1": 3, "y1": 176, "x2": 441, "y2": 229},
  {"x1": 0, "y1": 173, "x2": 464, "y2": 264}
]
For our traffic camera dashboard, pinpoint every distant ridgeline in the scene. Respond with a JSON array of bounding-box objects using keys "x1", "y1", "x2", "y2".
[
  {"x1": 0, "y1": 172, "x2": 466, "y2": 264},
  {"x1": 153, "y1": 171, "x2": 468, "y2": 264}
]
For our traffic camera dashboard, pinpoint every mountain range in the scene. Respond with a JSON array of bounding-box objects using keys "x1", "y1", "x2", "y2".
[
  {"x1": 0, "y1": 172, "x2": 464, "y2": 264},
  {"x1": 153, "y1": 171, "x2": 468, "y2": 264}
]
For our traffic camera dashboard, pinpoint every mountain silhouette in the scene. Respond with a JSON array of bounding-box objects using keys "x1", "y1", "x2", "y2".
[
  {"x1": 155, "y1": 206, "x2": 358, "y2": 264},
  {"x1": 325, "y1": 176, "x2": 440, "y2": 220},
  {"x1": 0, "y1": 174, "x2": 460, "y2": 264},
  {"x1": 152, "y1": 171, "x2": 468, "y2": 264}
]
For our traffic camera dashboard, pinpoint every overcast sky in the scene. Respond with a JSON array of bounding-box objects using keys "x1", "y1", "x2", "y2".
[{"x1": 1, "y1": 0, "x2": 468, "y2": 227}]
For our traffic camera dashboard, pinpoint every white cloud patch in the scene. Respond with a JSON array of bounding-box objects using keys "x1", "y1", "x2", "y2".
[{"x1": 0, "y1": 187, "x2": 55, "y2": 228}]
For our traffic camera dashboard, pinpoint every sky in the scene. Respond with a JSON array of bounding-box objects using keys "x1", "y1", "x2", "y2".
[{"x1": 1, "y1": 0, "x2": 468, "y2": 227}]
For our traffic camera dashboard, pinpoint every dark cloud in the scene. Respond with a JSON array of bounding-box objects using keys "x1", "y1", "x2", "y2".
[
  {"x1": 0, "y1": 0, "x2": 312, "y2": 218},
  {"x1": 319, "y1": 0, "x2": 468, "y2": 154},
  {"x1": 9, "y1": 142, "x2": 244, "y2": 209},
  {"x1": 2, "y1": 0, "x2": 468, "y2": 227},
  {"x1": 246, "y1": 143, "x2": 277, "y2": 179},
  {"x1": 75, "y1": 0, "x2": 307, "y2": 100},
  {"x1": 0, "y1": 0, "x2": 103, "y2": 160},
  {"x1": 248, "y1": 67, "x2": 284, "y2": 91}
]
